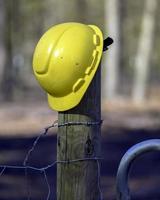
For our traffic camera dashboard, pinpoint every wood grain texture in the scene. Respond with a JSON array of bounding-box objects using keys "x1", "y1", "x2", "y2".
[{"x1": 57, "y1": 64, "x2": 101, "y2": 200}]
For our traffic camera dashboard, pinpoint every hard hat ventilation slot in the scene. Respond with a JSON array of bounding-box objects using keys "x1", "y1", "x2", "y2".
[
  {"x1": 93, "y1": 34, "x2": 100, "y2": 46},
  {"x1": 72, "y1": 78, "x2": 85, "y2": 92},
  {"x1": 91, "y1": 51, "x2": 99, "y2": 69},
  {"x1": 85, "y1": 67, "x2": 92, "y2": 75}
]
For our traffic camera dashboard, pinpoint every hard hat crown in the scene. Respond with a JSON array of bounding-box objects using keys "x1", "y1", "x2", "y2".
[{"x1": 33, "y1": 22, "x2": 103, "y2": 111}]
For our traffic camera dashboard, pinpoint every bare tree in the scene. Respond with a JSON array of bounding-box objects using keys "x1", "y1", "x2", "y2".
[
  {"x1": 103, "y1": 0, "x2": 121, "y2": 100},
  {"x1": 77, "y1": 0, "x2": 87, "y2": 22},
  {"x1": 1, "y1": 0, "x2": 14, "y2": 101},
  {"x1": 132, "y1": 0, "x2": 157, "y2": 103},
  {"x1": 0, "y1": 0, "x2": 5, "y2": 95}
]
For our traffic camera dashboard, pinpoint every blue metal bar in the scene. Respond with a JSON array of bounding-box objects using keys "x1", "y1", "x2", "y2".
[{"x1": 116, "y1": 139, "x2": 160, "y2": 200}]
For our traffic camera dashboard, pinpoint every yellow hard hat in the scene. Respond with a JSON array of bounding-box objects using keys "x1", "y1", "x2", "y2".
[{"x1": 33, "y1": 22, "x2": 103, "y2": 111}]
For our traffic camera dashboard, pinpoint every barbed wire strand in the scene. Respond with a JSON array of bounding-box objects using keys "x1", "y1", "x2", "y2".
[
  {"x1": 23, "y1": 120, "x2": 102, "y2": 167},
  {"x1": 0, "y1": 120, "x2": 103, "y2": 200},
  {"x1": 58, "y1": 120, "x2": 103, "y2": 127},
  {"x1": 23, "y1": 121, "x2": 58, "y2": 167},
  {"x1": 23, "y1": 119, "x2": 103, "y2": 167}
]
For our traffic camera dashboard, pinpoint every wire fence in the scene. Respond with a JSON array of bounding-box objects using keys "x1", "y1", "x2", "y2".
[{"x1": 0, "y1": 121, "x2": 103, "y2": 200}]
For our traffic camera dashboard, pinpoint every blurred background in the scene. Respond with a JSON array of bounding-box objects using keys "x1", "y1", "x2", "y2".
[{"x1": 0, "y1": 0, "x2": 160, "y2": 199}]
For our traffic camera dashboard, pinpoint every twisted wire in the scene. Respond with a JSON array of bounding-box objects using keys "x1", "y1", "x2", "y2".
[
  {"x1": 0, "y1": 120, "x2": 103, "y2": 200},
  {"x1": 23, "y1": 121, "x2": 58, "y2": 166}
]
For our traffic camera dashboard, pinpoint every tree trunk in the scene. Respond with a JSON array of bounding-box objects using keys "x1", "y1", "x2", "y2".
[
  {"x1": 1, "y1": 0, "x2": 14, "y2": 101},
  {"x1": 0, "y1": 0, "x2": 5, "y2": 90},
  {"x1": 103, "y1": 0, "x2": 121, "y2": 100},
  {"x1": 77, "y1": 0, "x2": 87, "y2": 22},
  {"x1": 132, "y1": 0, "x2": 157, "y2": 103}
]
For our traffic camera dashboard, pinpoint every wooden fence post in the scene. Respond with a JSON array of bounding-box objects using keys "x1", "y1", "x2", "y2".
[{"x1": 57, "y1": 64, "x2": 101, "y2": 200}]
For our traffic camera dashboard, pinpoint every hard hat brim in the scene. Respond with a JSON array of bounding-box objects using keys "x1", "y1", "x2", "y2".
[{"x1": 47, "y1": 25, "x2": 103, "y2": 111}]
